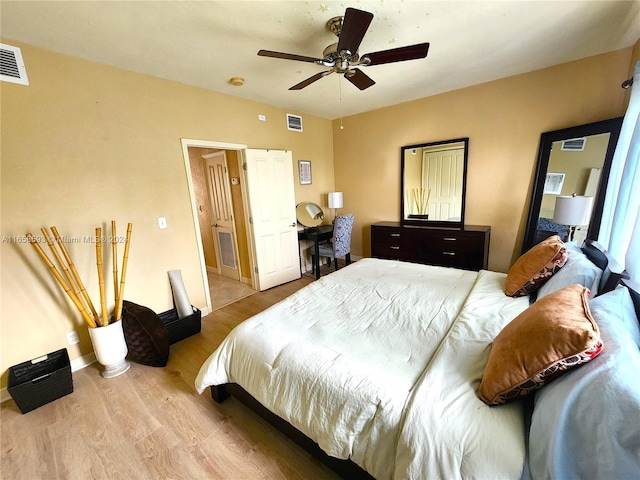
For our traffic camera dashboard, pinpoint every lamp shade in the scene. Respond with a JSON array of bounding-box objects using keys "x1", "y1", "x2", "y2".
[
  {"x1": 328, "y1": 192, "x2": 343, "y2": 209},
  {"x1": 553, "y1": 195, "x2": 593, "y2": 226}
]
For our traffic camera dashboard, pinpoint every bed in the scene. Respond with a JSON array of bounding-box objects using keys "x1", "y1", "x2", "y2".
[{"x1": 195, "y1": 238, "x2": 639, "y2": 480}]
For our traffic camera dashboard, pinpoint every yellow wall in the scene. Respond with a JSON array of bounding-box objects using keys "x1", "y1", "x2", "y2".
[
  {"x1": 0, "y1": 40, "x2": 334, "y2": 387},
  {"x1": 333, "y1": 48, "x2": 634, "y2": 272}
]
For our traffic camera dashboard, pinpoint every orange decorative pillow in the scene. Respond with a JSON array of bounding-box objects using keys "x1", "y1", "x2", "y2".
[
  {"x1": 478, "y1": 284, "x2": 603, "y2": 406},
  {"x1": 505, "y1": 235, "x2": 568, "y2": 297}
]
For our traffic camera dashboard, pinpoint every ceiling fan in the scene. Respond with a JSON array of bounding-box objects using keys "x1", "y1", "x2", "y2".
[{"x1": 258, "y1": 7, "x2": 430, "y2": 91}]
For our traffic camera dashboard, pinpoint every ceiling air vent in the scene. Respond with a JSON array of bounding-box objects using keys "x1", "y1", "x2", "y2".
[
  {"x1": 0, "y1": 44, "x2": 29, "y2": 85},
  {"x1": 561, "y1": 137, "x2": 586, "y2": 151},
  {"x1": 286, "y1": 113, "x2": 303, "y2": 132}
]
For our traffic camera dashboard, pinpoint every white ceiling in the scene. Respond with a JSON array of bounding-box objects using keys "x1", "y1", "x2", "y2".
[{"x1": 2, "y1": 1, "x2": 639, "y2": 120}]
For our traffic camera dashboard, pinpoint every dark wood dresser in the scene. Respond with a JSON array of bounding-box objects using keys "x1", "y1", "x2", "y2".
[{"x1": 371, "y1": 221, "x2": 491, "y2": 271}]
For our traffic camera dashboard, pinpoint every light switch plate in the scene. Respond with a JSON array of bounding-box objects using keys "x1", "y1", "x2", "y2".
[{"x1": 158, "y1": 217, "x2": 167, "y2": 229}]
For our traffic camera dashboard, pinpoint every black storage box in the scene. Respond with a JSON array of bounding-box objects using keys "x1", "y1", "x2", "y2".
[
  {"x1": 8, "y1": 348, "x2": 73, "y2": 414},
  {"x1": 159, "y1": 306, "x2": 201, "y2": 344}
]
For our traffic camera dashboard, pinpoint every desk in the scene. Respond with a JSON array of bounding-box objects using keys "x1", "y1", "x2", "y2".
[{"x1": 298, "y1": 224, "x2": 333, "y2": 280}]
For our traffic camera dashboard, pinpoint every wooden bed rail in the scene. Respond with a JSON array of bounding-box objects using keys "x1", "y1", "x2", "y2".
[{"x1": 211, "y1": 383, "x2": 376, "y2": 480}]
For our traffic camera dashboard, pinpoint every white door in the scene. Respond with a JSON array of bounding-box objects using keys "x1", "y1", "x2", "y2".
[
  {"x1": 422, "y1": 148, "x2": 464, "y2": 221},
  {"x1": 204, "y1": 152, "x2": 240, "y2": 281},
  {"x1": 244, "y1": 149, "x2": 301, "y2": 290}
]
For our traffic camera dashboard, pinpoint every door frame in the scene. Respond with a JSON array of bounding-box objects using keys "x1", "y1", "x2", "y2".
[{"x1": 180, "y1": 139, "x2": 257, "y2": 314}]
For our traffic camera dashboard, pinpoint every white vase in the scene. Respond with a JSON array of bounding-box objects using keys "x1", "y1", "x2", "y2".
[{"x1": 88, "y1": 320, "x2": 130, "y2": 378}]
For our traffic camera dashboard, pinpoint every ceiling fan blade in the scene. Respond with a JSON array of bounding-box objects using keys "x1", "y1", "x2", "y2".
[
  {"x1": 362, "y1": 42, "x2": 430, "y2": 66},
  {"x1": 337, "y1": 8, "x2": 373, "y2": 55},
  {"x1": 289, "y1": 71, "x2": 332, "y2": 90},
  {"x1": 258, "y1": 49, "x2": 322, "y2": 63},
  {"x1": 345, "y1": 68, "x2": 375, "y2": 90}
]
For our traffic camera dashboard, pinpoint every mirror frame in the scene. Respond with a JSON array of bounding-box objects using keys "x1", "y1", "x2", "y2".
[
  {"x1": 521, "y1": 117, "x2": 623, "y2": 253},
  {"x1": 400, "y1": 137, "x2": 469, "y2": 228}
]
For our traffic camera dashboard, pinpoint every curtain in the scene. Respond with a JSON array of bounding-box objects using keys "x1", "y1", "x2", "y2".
[{"x1": 598, "y1": 61, "x2": 640, "y2": 281}]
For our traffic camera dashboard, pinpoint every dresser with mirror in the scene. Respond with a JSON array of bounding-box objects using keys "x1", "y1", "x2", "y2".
[{"x1": 371, "y1": 137, "x2": 491, "y2": 271}]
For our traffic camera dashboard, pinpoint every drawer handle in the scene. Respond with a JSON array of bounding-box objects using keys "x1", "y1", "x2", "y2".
[
  {"x1": 442, "y1": 251, "x2": 456, "y2": 256},
  {"x1": 443, "y1": 237, "x2": 457, "y2": 241},
  {"x1": 390, "y1": 233, "x2": 400, "y2": 237},
  {"x1": 390, "y1": 246, "x2": 400, "y2": 250}
]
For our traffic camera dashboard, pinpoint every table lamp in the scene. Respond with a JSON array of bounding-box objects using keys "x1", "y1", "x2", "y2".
[
  {"x1": 553, "y1": 194, "x2": 593, "y2": 242},
  {"x1": 328, "y1": 192, "x2": 343, "y2": 221}
]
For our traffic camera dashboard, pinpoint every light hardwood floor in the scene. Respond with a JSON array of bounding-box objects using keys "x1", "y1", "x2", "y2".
[{"x1": 1, "y1": 275, "x2": 343, "y2": 480}]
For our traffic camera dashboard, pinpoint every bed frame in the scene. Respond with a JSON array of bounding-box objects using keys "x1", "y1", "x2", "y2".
[
  {"x1": 581, "y1": 239, "x2": 627, "y2": 294},
  {"x1": 209, "y1": 241, "x2": 627, "y2": 480},
  {"x1": 211, "y1": 383, "x2": 375, "y2": 480}
]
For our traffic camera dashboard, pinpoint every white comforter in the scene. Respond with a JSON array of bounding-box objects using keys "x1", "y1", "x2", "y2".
[{"x1": 195, "y1": 258, "x2": 529, "y2": 479}]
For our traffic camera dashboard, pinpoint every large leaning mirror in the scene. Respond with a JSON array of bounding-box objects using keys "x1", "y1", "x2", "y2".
[
  {"x1": 401, "y1": 137, "x2": 469, "y2": 228},
  {"x1": 522, "y1": 117, "x2": 623, "y2": 253}
]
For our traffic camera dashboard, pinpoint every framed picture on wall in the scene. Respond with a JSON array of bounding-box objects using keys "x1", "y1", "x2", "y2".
[
  {"x1": 298, "y1": 160, "x2": 312, "y2": 185},
  {"x1": 543, "y1": 173, "x2": 565, "y2": 194}
]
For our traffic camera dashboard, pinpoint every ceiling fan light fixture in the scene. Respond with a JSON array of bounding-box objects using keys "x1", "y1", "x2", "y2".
[
  {"x1": 257, "y1": 7, "x2": 429, "y2": 91},
  {"x1": 326, "y1": 15, "x2": 344, "y2": 36},
  {"x1": 229, "y1": 76, "x2": 244, "y2": 86}
]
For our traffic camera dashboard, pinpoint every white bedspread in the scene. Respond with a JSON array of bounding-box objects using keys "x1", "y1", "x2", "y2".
[
  {"x1": 195, "y1": 258, "x2": 529, "y2": 479},
  {"x1": 394, "y1": 270, "x2": 529, "y2": 479}
]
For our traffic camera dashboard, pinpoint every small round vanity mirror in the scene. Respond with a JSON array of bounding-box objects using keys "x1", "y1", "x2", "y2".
[{"x1": 296, "y1": 202, "x2": 324, "y2": 227}]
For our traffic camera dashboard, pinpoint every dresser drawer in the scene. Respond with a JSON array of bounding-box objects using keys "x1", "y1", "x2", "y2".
[
  {"x1": 371, "y1": 225, "x2": 419, "y2": 262},
  {"x1": 420, "y1": 231, "x2": 485, "y2": 256},
  {"x1": 420, "y1": 250, "x2": 484, "y2": 270},
  {"x1": 419, "y1": 230, "x2": 488, "y2": 270}
]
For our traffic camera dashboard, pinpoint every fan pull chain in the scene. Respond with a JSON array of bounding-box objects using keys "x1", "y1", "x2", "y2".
[{"x1": 338, "y1": 76, "x2": 343, "y2": 129}]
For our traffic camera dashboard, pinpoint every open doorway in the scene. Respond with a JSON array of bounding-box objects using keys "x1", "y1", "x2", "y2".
[{"x1": 181, "y1": 139, "x2": 255, "y2": 312}]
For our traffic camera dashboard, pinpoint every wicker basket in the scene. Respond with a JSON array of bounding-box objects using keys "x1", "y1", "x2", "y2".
[
  {"x1": 8, "y1": 348, "x2": 73, "y2": 414},
  {"x1": 158, "y1": 306, "x2": 201, "y2": 344}
]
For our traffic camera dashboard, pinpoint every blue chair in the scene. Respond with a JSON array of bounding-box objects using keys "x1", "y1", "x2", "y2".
[{"x1": 312, "y1": 213, "x2": 354, "y2": 273}]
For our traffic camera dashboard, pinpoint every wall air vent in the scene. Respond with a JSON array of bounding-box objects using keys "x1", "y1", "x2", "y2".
[
  {"x1": 561, "y1": 137, "x2": 586, "y2": 151},
  {"x1": 218, "y1": 231, "x2": 237, "y2": 269},
  {"x1": 286, "y1": 113, "x2": 303, "y2": 132},
  {"x1": 0, "y1": 44, "x2": 29, "y2": 85}
]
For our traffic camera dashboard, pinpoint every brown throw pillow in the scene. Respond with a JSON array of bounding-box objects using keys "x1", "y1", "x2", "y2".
[
  {"x1": 505, "y1": 235, "x2": 568, "y2": 297},
  {"x1": 478, "y1": 284, "x2": 603, "y2": 405},
  {"x1": 121, "y1": 300, "x2": 170, "y2": 367}
]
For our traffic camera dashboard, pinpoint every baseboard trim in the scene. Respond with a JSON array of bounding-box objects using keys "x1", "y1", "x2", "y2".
[{"x1": 1, "y1": 351, "x2": 97, "y2": 404}]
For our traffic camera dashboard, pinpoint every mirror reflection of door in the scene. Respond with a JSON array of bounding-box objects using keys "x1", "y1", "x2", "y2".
[
  {"x1": 203, "y1": 152, "x2": 240, "y2": 281},
  {"x1": 401, "y1": 138, "x2": 468, "y2": 227},
  {"x1": 537, "y1": 133, "x2": 610, "y2": 246},
  {"x1": 421, "y1": 146, "x2": 465, "y2": 221}
]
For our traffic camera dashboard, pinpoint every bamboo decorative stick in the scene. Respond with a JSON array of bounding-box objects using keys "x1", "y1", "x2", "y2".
[
  {"x1": 96, "y1": 227, "x2": 109, "y2": 327},
  {"x1": 41, "y1": 227, "x2": 80, "y2": 301},
  {"x1": 41, "y1": 226, "x2": 97, "y2": 326},
  {"x1": 413, "y1": 188, "x2": 431, "y2": 215},
  {"x1": 28, "y1": 222, "x2": 133, "y2": 328},
  {"x1": 27, "y1": 234, "x2": 97, "y2": 328},
  {"x1": 114, "y1": 223, "x2": 133, "y2": 321},
  {"x1": 51, "y1": 226, "x2": 100, "y2": 324},
  {"x1": 111, "y1": 220, "x2": 119, "y2": 313}
]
